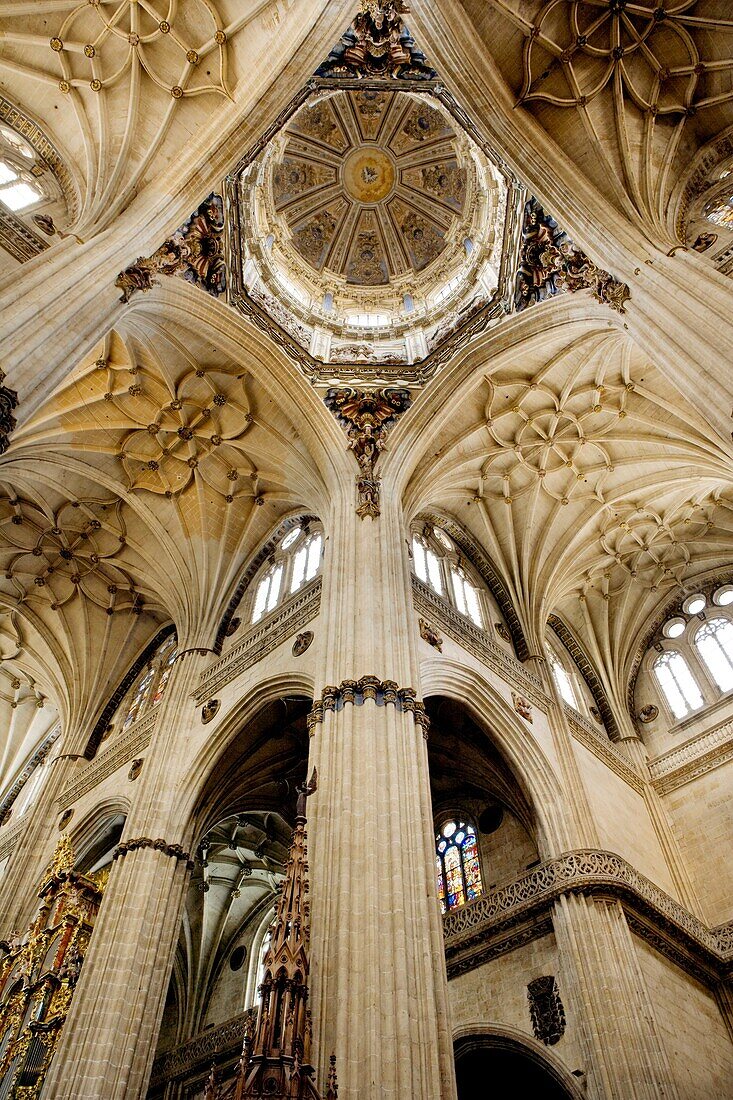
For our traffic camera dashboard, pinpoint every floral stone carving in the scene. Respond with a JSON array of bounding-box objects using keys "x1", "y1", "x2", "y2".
[
  {"x1": 515, "y1": 198, "x2": 630, "y2": 313},
  {"x1": 324, "y1": 388, "x2": 411, "y2": 518},
  {"x1": 116, "y1": 194, "x2": 225, "y2": 303}
]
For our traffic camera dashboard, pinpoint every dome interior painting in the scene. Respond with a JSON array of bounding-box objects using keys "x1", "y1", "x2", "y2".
[{"x1": 229, "y1": 84, "x2": 520, "y2": 382}]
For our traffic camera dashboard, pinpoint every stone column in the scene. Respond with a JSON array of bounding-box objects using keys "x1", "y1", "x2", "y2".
[
  {"x1": 40, "y1": 650, "x2": 203, "y2": 1100},
  {"x1": 553, "y1": 892, "x2": 679, "y2": 1100},
  {"x1": 307, "y1": 482, "x2": 457, "y2": 1100}
]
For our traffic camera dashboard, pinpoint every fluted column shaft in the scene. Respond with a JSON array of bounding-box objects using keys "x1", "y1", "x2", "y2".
[
  {"x1": 40, "y1": 650, "x2": 203, "y2": 1099},
  {"x1": 553, "y1": 893, "x2": 679, "y2": 1100},
  {"x1": 307, "y1": 484, "x2": 456, "y2": 1100}
]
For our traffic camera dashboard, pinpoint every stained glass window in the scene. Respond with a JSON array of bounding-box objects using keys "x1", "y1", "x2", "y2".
[
  {"x1": 653, "y1": 651, "x2": 703, "y2": 719},
  {"x1": 695, "y1": 618, "x2": 733, "y2": 692},
  {"x1": 121, "y1": 634, "x2": 178, "y2": 730},
  {"x1": 435, "y1": 819, "x2": 483, "y2": 914}
]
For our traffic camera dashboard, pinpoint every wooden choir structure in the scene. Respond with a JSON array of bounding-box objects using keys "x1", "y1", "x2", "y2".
[{"x1": 204, "y1": 770, "x2": 338, "y2": 1100}]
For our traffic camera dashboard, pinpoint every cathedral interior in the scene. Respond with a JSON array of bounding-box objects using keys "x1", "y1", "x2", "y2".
[{"x1": 0, "y1": 1, "x2": 733, "y2": 1097}]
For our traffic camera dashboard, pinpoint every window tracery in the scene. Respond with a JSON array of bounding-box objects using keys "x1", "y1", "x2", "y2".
[
  {"x1": 410, "y1": 526, "x2": 485, "y2": 627},
  {"x1": 120, "y1": 634, "x2": 178, "y2": 731},
  {"x1": 640, "y1": 583, "x2": 733, "y2": 724},
  {"x1": 548, "y1": 650, "x2": 577, "y2": 709},
  {"x1": 250, "y1": 525, "x2": 323, "y2": 625},
  {"x1": 435, "y1": 819, "x2": 483, "y2": 914}
]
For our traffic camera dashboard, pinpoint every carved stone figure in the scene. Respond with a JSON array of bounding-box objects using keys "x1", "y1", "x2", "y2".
[
  {"x1": 512, "y1": 691, "x2": 533, "y2": 723},
  {"x1": 419, "y1": 617, "x2": 443, "y2": 652},
  {"x1": 527, "y1": 975, "x2": 566, "y2": 1045},
  {"x1": 292, "y1": 631, "x2": 314, "y2": 657},
  {"x1": 201, "y1": 699, "x2": 221, "y2": 725}
]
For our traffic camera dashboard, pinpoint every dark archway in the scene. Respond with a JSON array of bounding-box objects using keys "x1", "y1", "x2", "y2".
[{"x1": 455, "y1": 1034, "x2": 581, "y2": 1100}]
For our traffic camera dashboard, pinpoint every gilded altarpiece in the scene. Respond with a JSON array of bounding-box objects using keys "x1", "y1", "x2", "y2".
[{"x1": 0, "y1": 836, "x2": 105, "y2": 1098}]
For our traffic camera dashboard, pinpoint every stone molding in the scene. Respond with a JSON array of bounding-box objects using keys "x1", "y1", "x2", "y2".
[
  {"x1": 150, "y1": 1010, "x2": 253, "y2": 1088},
  {"x1": 0, "y1": 810, "x2": 29, "y2": 861},
  {"x1": 412, "y1": 576, "x2": 545, "y2": 700},
  {"x1": 548, "y1": 614, "x2": 620, "y2": 740},
  {"x1": 308, "y1": 677, "x2": 430, "y2": 738},
  {"x1": 649, "y1": 717, "x2": 733, "y2": 795},
  {"x1": 443, "y1": 849, "x2": 733, "y2": 984},
  {"x1": 57, "y1": 712, "x2": 157, "y2": 811},
  {"x1": 0, "y1": 209, "x2": 48, "y2": 262},
  {"x1": 113, "y1": 836, "x2": 194, "y2": 870},
  {"x1": 193, "y1": 578, "x2": 322, "y2": 703},
  {"x1": 563, "y1": 707, "x2": 644, "y2": 795}
]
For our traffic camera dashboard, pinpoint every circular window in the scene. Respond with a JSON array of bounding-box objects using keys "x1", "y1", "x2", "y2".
[
  {"x1": 663, "y1": 618, "x2": 686, "y2": 639},
  {"x1": 442, "y1": 821, "x2": 456, "y2": 838},
  {"x1": 229, "y1": 945, "x2": 247, "y2": 971},
  {"x1": 683, "y1": 594, "x2": 706, "y2": 615},
  {"x1": 280, "y1": 527, "x2": 301, "y2": 550},
  {"x1": 433, "y1": 528, "x2": 453, "y2": 551},
  {"x1": 714, "y1": 584, "x2": 733, "y2": 606}
]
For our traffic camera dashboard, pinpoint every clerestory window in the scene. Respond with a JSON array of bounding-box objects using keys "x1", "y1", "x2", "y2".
[{"x1": 653, "y1": 650, "x2": 703, "y2": 720}]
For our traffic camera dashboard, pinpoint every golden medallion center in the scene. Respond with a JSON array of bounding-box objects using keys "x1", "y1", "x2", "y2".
[{"x1": 342, "y1": 147, "x2": 395, "y2": 203}]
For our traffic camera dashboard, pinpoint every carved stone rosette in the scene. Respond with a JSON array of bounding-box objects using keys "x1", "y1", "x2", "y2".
[{"x1": 323, "y1": 388, "x2": 411, "y2": 518}]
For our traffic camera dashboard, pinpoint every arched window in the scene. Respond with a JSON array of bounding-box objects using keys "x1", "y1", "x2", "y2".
[
  {"x1": 410, "y1": 525, "x2": 487, "y2": 627},
  {"x1": 653, "y1": 651, "x2": 703, "y2": 719},
  {"x1": 250, "y1": 523, "x2": 324, "y2": 625},
  {"x1": 435, "y1": 819, "x2": 483, "y2": 914},
  {"x1": 549, "y1": 651, "x2": 577, "y2": 708},
  {"x1": 122, "y1": 634, "x2": 178, "y2": 731},
  {"x1": 694, "y1": 618, "x2": 733, "y2": 692}
]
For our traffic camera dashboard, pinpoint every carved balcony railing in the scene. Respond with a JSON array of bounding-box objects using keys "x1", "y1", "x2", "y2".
[
  {"x1": 443, "y1": 849, "x2": 733, "y2": 985},
  {"x1": 193, "y1": 577, "x2": 322, "y2": 704},
  {"x1": 149, "y1": 1009, "x2": 254, "y2": 1092},
  {"x1": 649, "y1": 717, "x2": 733, "y2": 795}
]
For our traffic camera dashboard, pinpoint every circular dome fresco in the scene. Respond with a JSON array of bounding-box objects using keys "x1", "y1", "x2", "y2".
[
  {"x1": 269, "y1": 90, "x2": 472, "y2": 287},
  {"x1": 235, "y1": 88, "x2": 512, "y2": 374}
]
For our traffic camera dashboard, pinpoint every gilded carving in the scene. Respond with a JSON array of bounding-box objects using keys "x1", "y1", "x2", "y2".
[
  {"x1": 324, "y1": 387, "x2": 411, "y2": 518},
  {"x1": 315, "y1": 1, "x2": 436, "y2": 81},
  {"x1": 116, "y1": 194, "x2": 225, "y2": 303},
  {"x1": 515, "y1": 198, "x2": 630, "y2": 313}
]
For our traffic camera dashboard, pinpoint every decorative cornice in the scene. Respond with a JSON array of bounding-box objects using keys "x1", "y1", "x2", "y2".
[
  {"x1": 0, "y1": 723, "x2": 61, "y2": 826},
  {"x1": 649, "y1": 717, "x2": 733, "y2": 795},
  {"x1": 113, "y1": 836, "x2": 194, "y2": 870},
  {"x1": 0, "y1": 809, "x2": 29, "y2": 861},
  {"x1": 444, "y1": 849, "x2": 733, "y2": 985},
  {"x1": 308, "y1": 676, "x2": 430, "y2": 738},
  {"x1": 563, "y1": 706, "x2": 644, "y2": 795},
  {"x1": 0, "y1": 210, "x2": 48, "y2": 263},
  {"x1": 0, "y1": 95, "x2": 79, "y2": 223},
  {"x1": 83, "y1": 623, "x2": 175, "y2": 759},
  {"x1": 548, "y1": 614, "x2": 620, "y2": 741},
  {"x1": 324, "y1": 388, "x2": 411, "y2": 520},
  {"x1": 57, "y1": 711, "x2": 157, "y2": 811},
  {"x1": 417, "y1": 510, "x2": 529, "y2": 661},
  {"x1": 193, "y1": 577, "x2": 322, "y2": 703}
]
